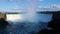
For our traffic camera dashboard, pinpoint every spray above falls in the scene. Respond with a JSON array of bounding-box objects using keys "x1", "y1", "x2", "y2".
[{"x1": 25, "y1": 0, "x2": 38, "y2": 22}]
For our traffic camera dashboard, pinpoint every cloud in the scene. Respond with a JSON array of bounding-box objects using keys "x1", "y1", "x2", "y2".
[
  {"x1": 7, "y1": 0, "x2": 20, "y2": 2},
  {"x1": 50, "y1": 4, "x2": 60, "y2": 10},
  {"x1": 38, "y1": 4, "x2": 60, "y2": 11}
]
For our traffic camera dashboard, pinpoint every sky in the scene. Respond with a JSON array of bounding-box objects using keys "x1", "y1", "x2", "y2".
[
  {"x1": 0, "y1": 0, "x2": 60, "y2": 12},
  {"x1": 0, "y1": 0, "x2": 58, "y2": 22},
  {"x1": 38, "y1": 0, "x2": 60, "y2": 6}
]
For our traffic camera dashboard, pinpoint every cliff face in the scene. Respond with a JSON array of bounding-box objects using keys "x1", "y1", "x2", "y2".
[
  {"x1": 38, "y1": 11, "x2": 60, "y2": 34},
  {"x1": 40, "y1": 11, "x2": 60, "y2": 28},
  {"x1": 48, "y1": 11, "x2": 60, "y2": 29},
  {"x1": 0, "y1": 13, "x2": 6, "y2": 20},
  {"x1": 53, "y1": 11, "x2": 60, "y2": 20}
]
